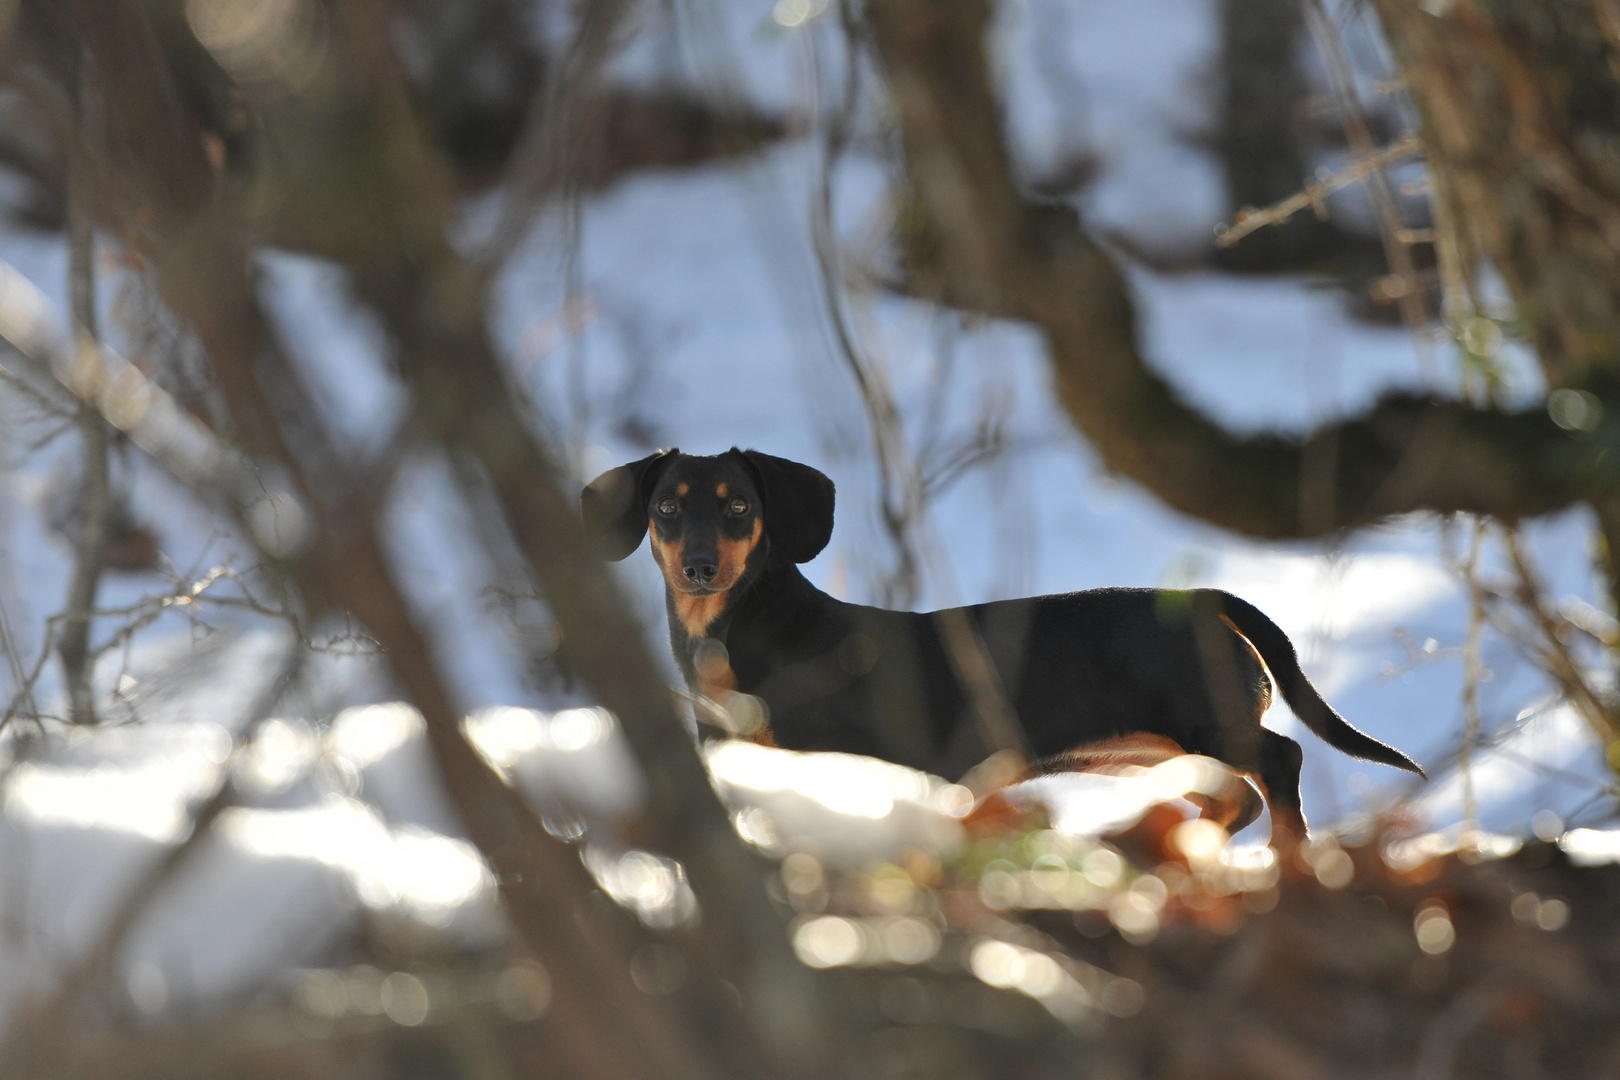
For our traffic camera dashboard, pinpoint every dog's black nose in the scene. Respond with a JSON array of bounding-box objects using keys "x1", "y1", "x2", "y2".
[{"x1": 684, "y1": 561, "x2": 719, "y2": 586}]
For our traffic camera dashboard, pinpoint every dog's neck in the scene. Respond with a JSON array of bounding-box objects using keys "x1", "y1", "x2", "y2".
[{"x1": 665, "y1": 553, "x2": 840, "y2": 693}]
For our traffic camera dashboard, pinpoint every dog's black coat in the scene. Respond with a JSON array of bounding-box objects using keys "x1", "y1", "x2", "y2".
[{"x1": 583, "y1": 448, "x2": 1425, "y2": 839}]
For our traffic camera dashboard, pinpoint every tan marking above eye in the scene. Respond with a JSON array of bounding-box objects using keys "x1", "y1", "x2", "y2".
[
  {"x1": 717, "y1": 482, "x2": 728, "y2": 498},
  {"x1": 676, "y1": 482, "x2": 689, "y2": 496}
]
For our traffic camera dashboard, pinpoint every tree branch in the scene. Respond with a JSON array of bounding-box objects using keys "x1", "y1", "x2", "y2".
[
  {"x1": 1366, "y1": 0, "x2": 1620, "y2": 652},
  {"x1": 1216, "y1": 134, "x2": 1423, "y2": 248},
  {"x1": 1300, "y1": 0, "x2": 1432, "y2": 362},
  {"x1": 56, "y1": 49, "x2": 110, "y2": 725},
  {"x1": 52, "y1": 3, "x2": 832, "y2": 1076},
  {"x1": 865, "y1": 0, "x2": 1615, "y2": 540}
]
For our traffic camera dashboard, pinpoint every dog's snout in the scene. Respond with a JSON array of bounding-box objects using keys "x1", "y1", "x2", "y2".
[{"x1": 683, "y1": 560, "x2": 719, "y2": 586}]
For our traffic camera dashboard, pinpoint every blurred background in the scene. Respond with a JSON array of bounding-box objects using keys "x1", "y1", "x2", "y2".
[{"x1": 2, "y1": 0, "x2": 1619, "y2": 1077}]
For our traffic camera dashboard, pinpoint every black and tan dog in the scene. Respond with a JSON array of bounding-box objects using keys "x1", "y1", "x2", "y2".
[{"x1": 582, "y1": 448, "x2": 1424, "y2": 843}]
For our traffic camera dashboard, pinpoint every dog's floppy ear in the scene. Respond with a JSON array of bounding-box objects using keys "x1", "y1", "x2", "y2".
[
  {"x1": 737, "y1": 449, "x2": 835, "y2": 564},
  {"x1": 581, "y1": 450, "x2": 679, "y2": 561}
]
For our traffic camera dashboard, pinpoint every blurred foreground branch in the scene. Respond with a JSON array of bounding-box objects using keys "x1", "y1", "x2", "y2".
[{"x1": 19, "y1": 1, "x2": 836, "y2": 1076}]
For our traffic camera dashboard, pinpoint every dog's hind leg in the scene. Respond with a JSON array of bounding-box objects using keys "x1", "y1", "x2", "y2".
[
  {"x1": 1251, "y1": 729, "x2": 1307, "y2": 851},
  {"x1": 1188, "y1": 775, "x2": 1266, "y2": 835}
]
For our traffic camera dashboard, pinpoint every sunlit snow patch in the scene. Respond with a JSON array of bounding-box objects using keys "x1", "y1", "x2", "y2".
[
  {"x1": 330, "y1": 702, "x2": 425, "y2": 767},
  {"x1": 583, "y1": 846, "x2": 697, "y2": 928},
  {"x1": 220, "y1": 796, "x2": 495, "y2": 926},
  {"x1": 792, "y1": 913, "x2": 942, "y2": 968},
  {"x1": 465, "y1": 705, "x2": 645, "y2": 818},
  {"x1": 1382, "y1": 827, "x2": 1523, "y2": 873},
  {"x1": 1007, "y1": 754, "x2": 1242, "y2": 838},
  {"x1": 236, "y1": 718, "x2": 321, "y2": 794},
  {"x1": 967, "y1": 937, "x2": 1124, "y2": 1024},
  {"x1": 705, "y1": 740, "x2": 969, "y2": 866},
  {"x1": 1560, "y1": 828, "x2": 1620, "y2": 867},
  {"x1": 4, "y1": 723, "x2": 232, "y2": 841}
]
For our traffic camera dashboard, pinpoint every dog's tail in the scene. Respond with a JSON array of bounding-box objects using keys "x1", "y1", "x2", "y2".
[{"x1": 1215, "y1": 591, "x2": 1426, "y2": 778}]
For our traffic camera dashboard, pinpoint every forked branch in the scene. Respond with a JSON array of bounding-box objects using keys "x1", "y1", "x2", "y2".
[{"x1": 864, "y1": 0, "x2": 1614, "y2": 541}]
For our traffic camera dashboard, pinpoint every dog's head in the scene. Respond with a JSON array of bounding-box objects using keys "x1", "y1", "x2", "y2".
[{"x1": 581, "y1": 449, "x2": 835, "y2": 634}]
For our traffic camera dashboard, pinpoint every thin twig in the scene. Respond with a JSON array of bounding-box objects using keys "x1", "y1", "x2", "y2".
[
  {"x1": 1458, "y1": 517, "x2": 1488, "y2": 832},
  {"x1": 473, "y1": 0, "x2": 631, "y2": 273},
  {"x1": 1489, "y1": 745, "x2": 1619, "y2": 796},
  {"x1": 0, "y1": 587, "x2": 35, "y2": 724},
  {"x1": 57, "y1": 52, "x2": 112, "y2": 724},
  {"x1": 0, "y1": 360, "x2": 74, "y2": 421},
  {"x1": 1301, "y1": 0, "x2": 1435, "y2": 377},
  {"x1": 0, "y1": 614, "x2": 64, "y2": 731},
  {"x1": 809, "y1": 12, "x2": 923, "y2": 605},
  {"x1": 19, "y1": 417, "x2": 75, "y2": 453},
  {"x1": 0, "y1": 564, "x2": 319, "y2": 733},
  {"x1": 1563, "y1": 786, "x2": 1620, "y2": 828},
  {"x1": 0, "y1": 260, "x2": 247, "y2": 494},
  {"x1": 1500, "y1": 527, "x2": 1617, "y2": 751},
  {"x1": 1215, "y1": 133, "x2": 1422, "y2": 247},
  {"x1": 1426, "y1": 143, "x2": 1479, "y2": 332},
  {"x1": 1377, "y1": 626, "x2": 1466, "y2": 683}
]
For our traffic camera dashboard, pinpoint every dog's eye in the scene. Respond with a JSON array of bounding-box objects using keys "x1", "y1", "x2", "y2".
[
  {"x1": 657, "y1": 497, "x2": 678, "y2": 515},
  {"x1": 728, "y1": 497, "x2": 749, "y2": 516}
]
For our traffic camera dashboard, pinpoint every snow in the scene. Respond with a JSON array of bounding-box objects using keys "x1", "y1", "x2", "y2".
[
  {"x1": 0, "y1": 0, "x2": 1610, "y2": 1029},
  {"x1": 707, "y1": 739, "x2": 969, "y2": 867}
]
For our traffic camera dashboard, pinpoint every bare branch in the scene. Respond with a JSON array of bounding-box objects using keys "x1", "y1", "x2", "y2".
[
  {"x1": 1215, "y1": 133, "x2": 1422, "y2": 247},
  {"x1": 810, "y1": 9, "x2": 922, "y2": 603},
  {"x1": 1501, "y1": 527, "x2": 1617, "y2": 754},
  {"x1": 56, "y1": 51, "x2": 112, "y2": 724},
  {"x1": 1300, "y1": 0, "x2": 1433, "y2": 371},
  {"x1": 472, "y1": 0, "x2": 632, "y2": 271},
  {"x1": 1457, "y1": 517, "x2": 1487, "y2": 831},
  {"x1": 43, "y1": 4, "x2": 837, "y2": 1076},
  {"x1": 0, "y1": 359, "x2": 74, "y2": 421},
  {"x1": 863, "y1": 0, "x2": 1615, "y2": 540}
]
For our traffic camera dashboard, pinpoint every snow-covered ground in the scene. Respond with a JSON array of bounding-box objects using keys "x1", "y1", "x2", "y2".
[{"x1": 0, "y1": 0, "x2": 1612, "y2": 1029}]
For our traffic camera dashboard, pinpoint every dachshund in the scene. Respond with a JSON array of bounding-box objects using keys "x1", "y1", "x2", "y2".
[{"x1": 582, "y1": 448, "x2": 1424, "y2": 844}]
